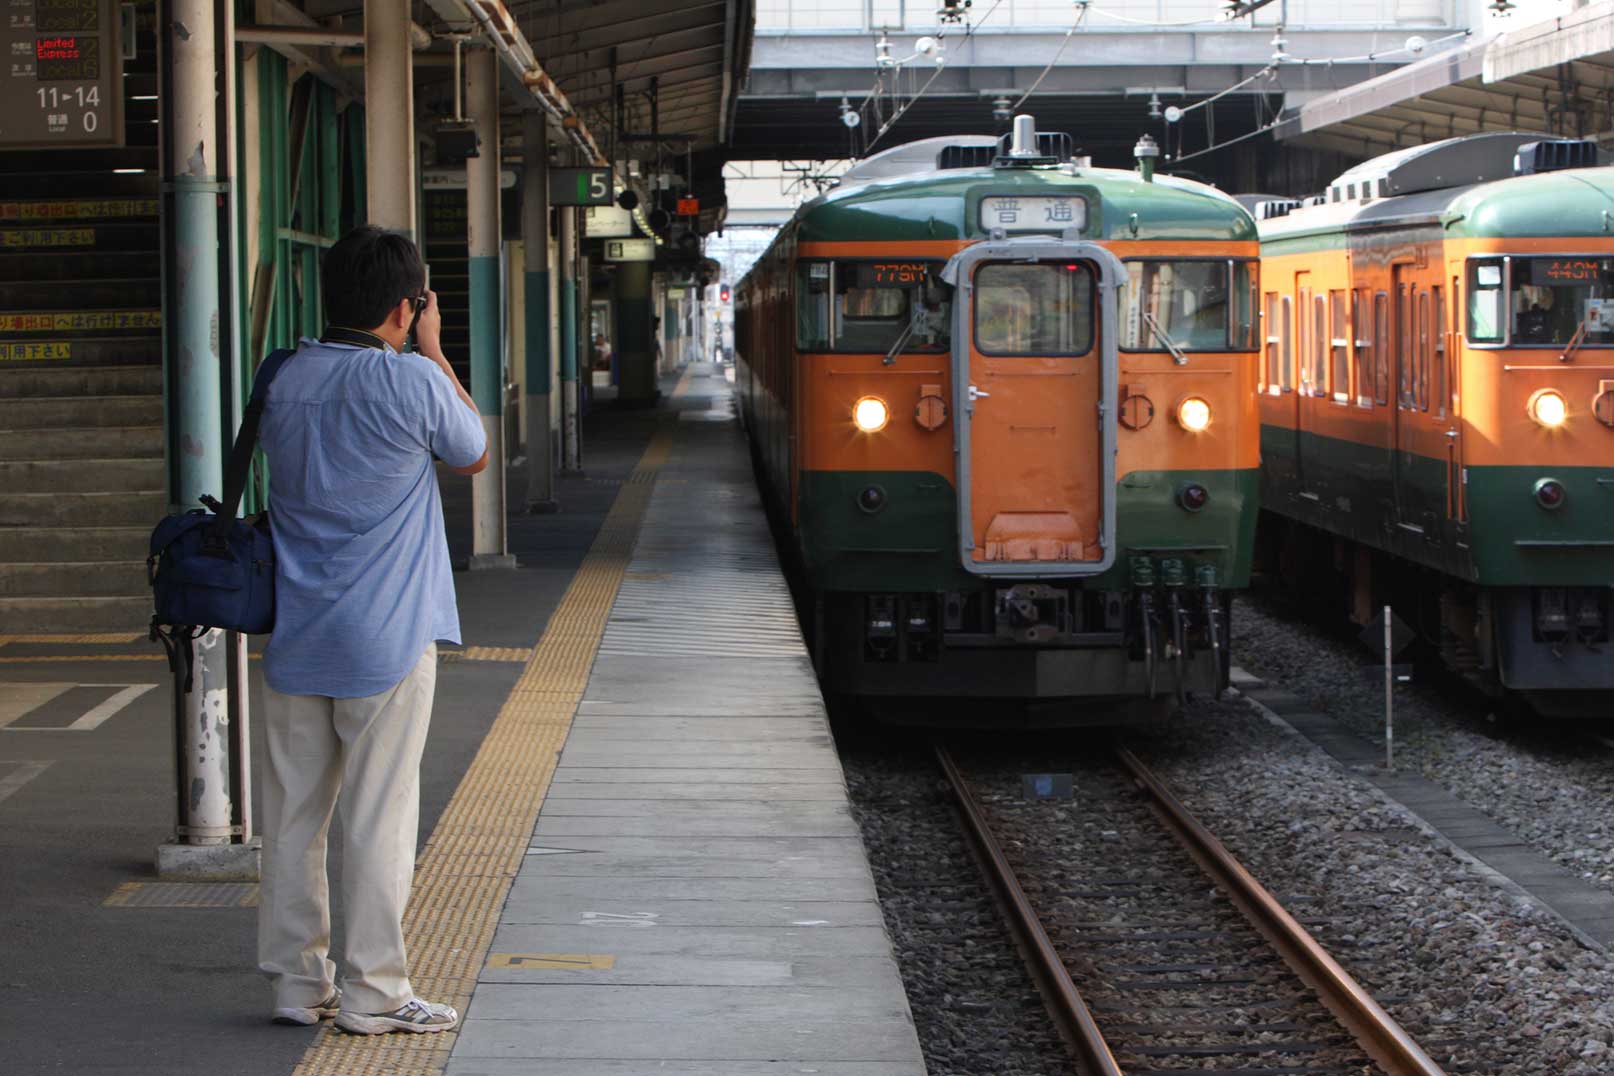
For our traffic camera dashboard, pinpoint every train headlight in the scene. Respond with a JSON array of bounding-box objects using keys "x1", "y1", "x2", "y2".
[
  {"x1": 1529, "y1": 388, "x2": 1568, "y2": 428},
  {"x1": 853, "y1": 396, "x2": 890, "y2": 432},
  {"x1": 1177, "y1": 396, "x2": 1212, "y2": 432}
]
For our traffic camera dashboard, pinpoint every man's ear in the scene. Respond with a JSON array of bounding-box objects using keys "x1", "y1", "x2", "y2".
[{"x1": 394, "y1": 297, "x2": 414, "y2": 330}]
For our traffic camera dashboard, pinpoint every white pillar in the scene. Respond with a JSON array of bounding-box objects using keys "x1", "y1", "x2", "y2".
[
  {"x1": 364, "y1": 0, "x2": 416, "y2": 234},
  {"x1": 466, "y1": 47, "x2": 514, "y2": 569}
]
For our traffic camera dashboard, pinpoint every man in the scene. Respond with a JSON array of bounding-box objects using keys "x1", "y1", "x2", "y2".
[{"x1": 256, "y1": 226, "x2": 488, "y2": 1035}]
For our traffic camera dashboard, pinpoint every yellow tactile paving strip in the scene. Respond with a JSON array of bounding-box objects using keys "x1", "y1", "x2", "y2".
[{"x1": 290, "y1": 420, "x2": 675, "y2": 1076}]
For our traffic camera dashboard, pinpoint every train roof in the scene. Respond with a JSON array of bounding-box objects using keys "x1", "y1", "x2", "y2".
[
  {"x1": 1257, "y1": 133, "x2": 1614, "y2": 248},
  {"x1": 789, "y1": 159, "x2": 1255, "y2": 245}
]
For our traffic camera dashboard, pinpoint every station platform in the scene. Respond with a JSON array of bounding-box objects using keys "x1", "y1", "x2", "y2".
[{"x1": 0, "y1": 363, "x2": 926, "y2": 1076}]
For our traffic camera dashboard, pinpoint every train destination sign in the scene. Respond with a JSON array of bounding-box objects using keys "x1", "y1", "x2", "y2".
[
  {"x1": 0, "y1": 0, "x2": 124, "y2": 147},
  {"x1": 978, "y1": 195, "x2": 1087, "y2": 234}
]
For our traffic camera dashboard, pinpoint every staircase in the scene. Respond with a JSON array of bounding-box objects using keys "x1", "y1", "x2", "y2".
[{"x1": 0, "y1": 1, "x2": 162, "y2": 633}]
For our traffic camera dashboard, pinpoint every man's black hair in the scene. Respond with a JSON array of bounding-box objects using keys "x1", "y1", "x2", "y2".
[{"x1": 321, "y1": 225, "x2": 427, "y2": 330}]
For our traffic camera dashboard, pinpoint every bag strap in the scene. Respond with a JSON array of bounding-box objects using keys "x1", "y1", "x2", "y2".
[{"x1": 208, "y1": 347, "x2": 297, "y2": 540}]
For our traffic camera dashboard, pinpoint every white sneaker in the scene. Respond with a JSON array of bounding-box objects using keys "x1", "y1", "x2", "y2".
[
  {"x1": 271, "y1": 990, "x2": 340, "y2": 1026},
  {"x1": 335, "y1": 997, "x2": 460, "y2": 1035}
]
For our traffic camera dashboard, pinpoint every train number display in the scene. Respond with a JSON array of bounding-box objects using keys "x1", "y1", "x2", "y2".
[{"x1": 0, "y1": 0, "x2": 124, "y2": 148}]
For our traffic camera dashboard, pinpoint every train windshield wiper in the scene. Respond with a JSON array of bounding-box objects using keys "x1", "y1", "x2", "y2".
[{"x1": 1143, "y1": 311, "x2": 1189, "y2": 366}]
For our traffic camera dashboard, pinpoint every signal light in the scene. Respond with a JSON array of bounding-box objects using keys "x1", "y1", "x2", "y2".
[
  {"x1": 1535, "y1": 478, "x2": 1566, "y2": 510},
  {"x1": 853, "y1": 396, "x2": 890, "y2": 432},
  {"x1": 1177, "y1": 396, "x2": 1212, "y2": 432},
  {"x1": 1529, "y1": 388, "x2": 1568, "y2": 428},
  {"x1": 720, "y1": 283, "x2": 731, "y2": 302}
]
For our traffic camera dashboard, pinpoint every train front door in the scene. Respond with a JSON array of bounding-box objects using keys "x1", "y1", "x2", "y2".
[{"x1": 942, "y1": 240, "x2": 1121, "y2": 577}]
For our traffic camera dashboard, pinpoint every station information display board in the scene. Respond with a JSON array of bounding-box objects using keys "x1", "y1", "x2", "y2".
[{"x1": 1, "y1": 0, "x2": 124, "y2": 148}]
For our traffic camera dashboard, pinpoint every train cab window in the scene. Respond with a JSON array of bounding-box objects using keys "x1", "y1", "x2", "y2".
[
  {"x1": 1352, "y1": 290, "x2": 1373, "y2": 407},
  {"x1": 975, "y1": 262, "x2": 1093, "y2": 355},
  {"x1": 1330, "y1": 290, "x2": 1349, "y2": 403},
  {"x1": 1234, "y1": 261, "x2": 1258, "y2": 350},
  {"x1": 1467, "y1": 260, "x2": 1504, "y2": 343},
  {"x1": 1509, "y1": 256, "x2": 1614, "y2": 347},
  {"x1": 1118, "y1": 259, "x2": 1254, "y2": 352},
  {"x1": 797, "y1": 260, "x2": 952, "y2": 353}
]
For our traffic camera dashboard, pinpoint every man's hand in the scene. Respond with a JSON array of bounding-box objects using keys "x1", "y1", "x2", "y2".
[{"x1": 415, "y1": 288, "x2": 445, "y2": 361}]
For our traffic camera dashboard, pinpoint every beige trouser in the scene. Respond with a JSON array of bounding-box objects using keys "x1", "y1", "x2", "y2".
[{"x1": 258, "y1": 644, "x2": 436, "y2": 1014}]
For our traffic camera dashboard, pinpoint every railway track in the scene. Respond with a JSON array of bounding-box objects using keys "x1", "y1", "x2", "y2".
[{"x1": 936, "y1": 743, "x2": 1449, "y2": 1076}]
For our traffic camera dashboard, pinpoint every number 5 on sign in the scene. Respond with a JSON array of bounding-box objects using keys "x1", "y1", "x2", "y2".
[{"x1": 551, "y1": 168, "x2": 612, "y2": 206}]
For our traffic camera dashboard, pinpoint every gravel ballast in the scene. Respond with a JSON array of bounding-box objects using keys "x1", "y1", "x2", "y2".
[
  {"x1": 1235, "y1": 594, "x2": 1614, "y2": 899},
  {"x1": 1130, "y1": 695, "x2": 1614, "y2": 1075},
  {"x1": 841, "y1": 738, "x2": 1071, "y2": 1076}
]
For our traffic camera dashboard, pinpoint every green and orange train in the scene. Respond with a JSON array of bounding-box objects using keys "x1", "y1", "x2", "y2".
[
  {"x1": 1255, "y1": 133, "x2": 1614, "y2": 715},
  {"x1": 735, "y1": 120, "x2": 1261, "y2": 715}
]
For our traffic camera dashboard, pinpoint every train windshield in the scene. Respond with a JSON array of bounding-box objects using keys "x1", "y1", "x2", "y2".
[
  {"x1": 795, "y1": 260, "x2": 951, "y2": 353},
  {"x1": 1506, "y1": 257, "x2": 1614, "y2": 346},
  {"x1": 1118, "y1": 259, "x2": 1258, "y2": 352},
  {"x1": 974, "y1": 262, "x2": 1094, "y2": 355}
]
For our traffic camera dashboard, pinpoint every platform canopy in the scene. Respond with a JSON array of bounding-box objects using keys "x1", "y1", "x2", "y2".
[{"x1": 1275, "y1": 0, "x2": 1614, "y2": 155}]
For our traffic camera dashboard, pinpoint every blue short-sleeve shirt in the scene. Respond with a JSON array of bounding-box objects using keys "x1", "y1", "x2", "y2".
[{"x1": 259, "y1": 338, "x2": 487, "y2": 698}]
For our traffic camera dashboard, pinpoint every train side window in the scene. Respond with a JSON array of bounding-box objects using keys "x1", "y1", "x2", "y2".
[
  {"x1": 1353, "y1": 289, "x2": 1373, "y2": 407},
  {"x1": 1396, "y1": 284, "x2": 1413, "y2": 409},
  {"x1": 1298, "y1": 286, "x2": 1312, "y2": 394},
  {"x1": 1311, "y1": 294, "x2": 1327, "y2": 397},
  {"x1": 1416, "y1": 291, "x2": 1431, "y2": 412},
  {"x1": 1280, "y1": 295, "x2": 1293, "y2": 392},
  {"x1": 1373, "y1": 292, "x2": 1390, "y2": 405},
  {"x1": 1330, "y1": 290, "x2": 1349, "y2": 403},
  {"x1": 1263, "y1": 292, "x2": 1281, "y2": 393},
  {"x1": 1468, "y1": 260, "x2": 1504, "y2": 343},
  {"x1": 796, "y1": 261, "x2": 832, "y2": 350},
  {"x1": 1432, "y1": 286, "x2": 1446, "y2": 418}
]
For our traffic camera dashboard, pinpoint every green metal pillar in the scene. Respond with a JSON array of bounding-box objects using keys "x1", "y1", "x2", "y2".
[
  {"x1": 467, "y1": 47, "x2": 512, "y2": 568},
  {"x1": 522, "y1": 111, "x2": 555, "y2": 510},
  {"x1": 558, "y1": 197, "x2": 579, "y2": 471},
  {"x1": 615, "y1": 260, "x2": 656, "y2": 405}
]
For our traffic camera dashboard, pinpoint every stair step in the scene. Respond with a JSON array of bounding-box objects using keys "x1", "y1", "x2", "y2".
[
  {"x1": 0, "y1": 338, "x2": 162, "y2": 365},
  {"x1": 0, "y1": 561, "x2": 147, "y2": 597},
  {"x1": 0, "y1": 457, "x2": 165, "y2": 493},
  {"x1": 0, "y1": 394, "x2": 164, "y2": 429},
  {"x1": 0, "y1": 279, "x2": 162, "y2": 310},
  {"x1": 0, "y1": 364, "x2": 162, "y2": 397},
  {"x1": 0, "y1": 490, "x2": 166, "y2": 527},
  {"x1": 0, "y1": 525, "x2": 149, "y2": 561},
  {"x1": 0, "y1": 595, "x2": 152, "y2": 633},
  {"x1": 0, "y1": 426, "x2": 163, "y2": 460}
]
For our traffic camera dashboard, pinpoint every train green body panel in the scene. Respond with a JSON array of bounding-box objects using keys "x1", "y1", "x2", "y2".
[
  {"x1": 796, "y1": 166, "x2": 1255, "y2": 245},
  {"x1": 1261, "y1": 424, "x2": 1614, "y2": 587},
  {"x1": 797, "y1": 468, "x2": 1257, "y2": 593}
]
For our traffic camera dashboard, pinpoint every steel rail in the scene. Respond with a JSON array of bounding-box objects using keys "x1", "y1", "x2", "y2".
[
  {"x1": 1114, "y1": 746, "x2": 1447, "y2": 1076},
  {"x1": 934, "y1": 745, "x2": 1123, "y2": 1076}
]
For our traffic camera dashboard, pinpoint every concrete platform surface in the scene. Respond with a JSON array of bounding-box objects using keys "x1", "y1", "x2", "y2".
[{"x1": 443, "y1": 371, "x2": 927, "y2": 1075}]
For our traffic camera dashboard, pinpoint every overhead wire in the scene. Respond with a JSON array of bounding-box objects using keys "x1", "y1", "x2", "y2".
[{"x1": 1011, "y1": 1, "x2": 1090, "y2": 112}]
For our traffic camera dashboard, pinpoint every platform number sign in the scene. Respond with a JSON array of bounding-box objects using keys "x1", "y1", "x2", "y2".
[
  {"x1": 551, "y1": 167, "x2": 612, "y2": 206},
  {"x1": 0, "y1": 0, "x2": 124, "y2": 148}
]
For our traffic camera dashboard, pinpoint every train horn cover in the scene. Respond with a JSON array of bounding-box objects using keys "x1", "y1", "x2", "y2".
[{"x1": 853, "y1": 396, "x2": 890, "y2": 432}]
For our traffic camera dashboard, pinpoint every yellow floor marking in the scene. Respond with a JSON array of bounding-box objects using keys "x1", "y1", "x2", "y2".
[
  {"x1": 291, "y1": 421, "x2": 675, "y2": 1076},
  {"x1": 486, "y1": 953, "x2": 615, "y2": 971},
  {"x1": 455, "y1": 646, "x2": 532, "y2": 663},
  {"x1": 0, "y1": 633, "x2": 145, "y2": 645},
  {"x1": 0, "y1": 653, "x2": 177, "y2": 663}
]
